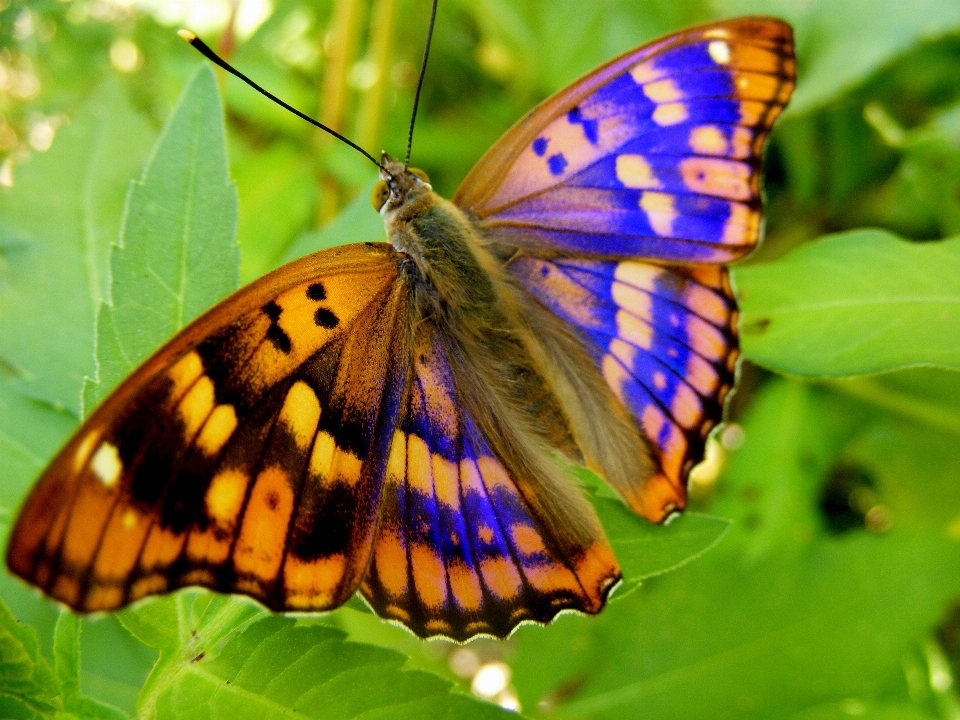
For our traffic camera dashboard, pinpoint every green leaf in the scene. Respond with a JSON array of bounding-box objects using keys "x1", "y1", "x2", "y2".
[
  {"x1": 0, "y1": 382, "x2": 77, "y2": 535},
  {"x1": 512, "y1": 532, "x2": 960, "y2": 718},
  {"x1": 710, "y1": 380, "x2": 848, "y2": 557},
  {"x1": 735, "y1": 230, "x2": 960, "y2": 377},
  {"x1": 54, "y1": 612, "x2": 128, "y2": 720},
  {"x1": 603, "y1": 508, "x2": 729, "y2": 595},
  {"x1": 791, "y1": 700, "x2": 935, "y2": 720},
  {"x1": 0, "y1": 595, "x2": 60, "y2": 718},
  {"x1": 0, "y1": 80, "x2": 156, "y2": 415},
  {"x1": 119, "y1": 592, "x2": 509, "y2": 719},
  {"x1": 571, "y1": 466, "x2": 732, "y2": 595},
  {"x1": 836, "y1": 368, "x2": 960, "y2": 530},
  {"x1": 53, "y1": 612, "x2": 82, "y2": 705},
  {"x1": 826, "y1": 368, "x2": 960, "y2": 439},
  {"x1": 0, "y1": 380, "x2": 75, "y2": 707},
  {"x1": 83, "y1": 65, "x2": 239, "y2": 412}
]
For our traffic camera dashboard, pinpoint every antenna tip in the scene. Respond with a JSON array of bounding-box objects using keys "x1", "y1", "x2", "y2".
[{"x1": 177, "y1": 29, "x2": 197, "y2": 42}]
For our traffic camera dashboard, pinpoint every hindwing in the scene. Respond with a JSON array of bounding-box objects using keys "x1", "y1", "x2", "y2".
[{"x1": 361, "y1": 320, "x2": 619, "y2": 641}]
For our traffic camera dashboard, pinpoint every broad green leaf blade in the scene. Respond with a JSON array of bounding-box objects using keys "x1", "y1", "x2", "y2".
[
  {"x1": 119, "y1": 592, "x2": 269, "y2": 714},
  {"x1": 53, "y1": 612, "x2": 128, "y2": 720},
  {"x1": 601, "y1": 507, "x2": 729, "y2": 595},
  {"x1": 709, "y1": 379, "x2": 871, "y2": 557},
  {"x1": 118, "y1": 592, "x2": 263, "y2": 659},
  {"x1": 515, "y1": 533, "x2": 960, "y2": 719},
  {"x1": 827, "y1": 369, "x2": 960, "y2": 439},
  {"x1": 574, "y1": 466, "x2": 731, "y2": 592},
  {"x1": 840, "y1": 368, "x2": 960, "y2": 530},
  {"x1": 735, "y1": 230, "x2": 960, "y2": 377},
  {"x1": 0, "y1": 596, "x2": 61, "y2": 718},
  {"x1": 791, "y1": 700, "x2": 935, "y2": 720},
  {"x1": 122, "y1": 594, "x2": 510, "y2": 720},
  {"x1": 84, "y1": 65, "x2": 240, "y2": 412},
  {"x1": 0, "y1": 381, "x2": 75, "y2": 702},
  {"x1": 0, "y1": 383, "x2": 77, "y2": 535},
  {"x1": 53, "y1": 611, "x2": 82, "y2": 705},
  {"x1": 0, "y1": 81, "x2": 155, "y2": 415}
]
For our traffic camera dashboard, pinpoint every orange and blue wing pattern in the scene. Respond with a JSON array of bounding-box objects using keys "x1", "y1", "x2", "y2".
[
  {"x1": 455, "y1": 17, "x2": 794, "y2": 519},
  {"x1": 511, "y1": 256, "x2": 738, "y2": 516},
  {"x1": 361, "y1": 324, "x2": 619, "y2": 641},
  {"x1": 455, "y1": 17, "x2": 795, "y2": 264},
  {"x1": 6, "y1": 243, "x2": 411, "y2": 614}
]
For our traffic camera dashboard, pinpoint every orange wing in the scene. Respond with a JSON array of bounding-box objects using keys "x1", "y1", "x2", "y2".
[{"x1": 6, "y1": 242, "x2": 410, "y2": 614}]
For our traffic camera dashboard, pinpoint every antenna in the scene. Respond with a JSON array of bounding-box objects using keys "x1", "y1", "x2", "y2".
[
  {"x1": 178, "y1": 29, "x2": 381, "y2": 169},
  {"x1": 404, "y1": 0, "x2": 438, "y2": 169}
]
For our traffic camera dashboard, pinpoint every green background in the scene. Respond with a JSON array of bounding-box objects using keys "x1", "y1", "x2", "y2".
[{"x1": 1, "y1": 0, "x2": 959, "y2": 717}]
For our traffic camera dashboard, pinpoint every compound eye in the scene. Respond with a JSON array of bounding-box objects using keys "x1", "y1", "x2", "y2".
[
  {"x1": 371, "y1": 180, "x2": 389, "y2": 211},
  {"x1": 409, "y1": 167, "x2": 430, "y2": 184}
]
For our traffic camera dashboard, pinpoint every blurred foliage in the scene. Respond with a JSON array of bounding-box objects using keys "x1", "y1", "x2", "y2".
[{"x1": 1, "y1": 0, "x2": 959, "y2": 718}]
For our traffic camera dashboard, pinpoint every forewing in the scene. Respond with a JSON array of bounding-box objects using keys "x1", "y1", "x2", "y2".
[
  {"x1": 512, "y1": 255, "x2": 738, "y2": 521},
  {"x1": 6, "y1": 242, "x2": 411, "y2": 614},
  {"x1": 360, "y1": 321, "x2": 620, "y2": 641},
  {"x1": 454, "y1": 17, "x2": 795, "y2": 264}
]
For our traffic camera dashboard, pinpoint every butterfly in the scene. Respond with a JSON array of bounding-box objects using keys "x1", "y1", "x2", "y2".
[{"x1": 6, "y1": 15, "x2": 795, "y2": 641}]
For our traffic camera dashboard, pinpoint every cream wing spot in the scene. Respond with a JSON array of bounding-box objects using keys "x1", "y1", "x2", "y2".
[
  {"x1": 652, "y1": 103, "x2": 688, "y2": 126},
  {"x1": 91, "y1": 443, "x2": 122, "y2": 487},
  {"x1": 601, "y1": 353, "x2": 631, "y2": 404},
  {"x1": 639, "y1": 191, "x2": 677, "y2": 236},
  {"x1": 708, "y1": 40, "x2": 731, "y2": 64},
  {"x1": 630, "y1": 61, "x2": 663, "y2": 85},
  {"x1": 615, "y1": 154, "x2": 661, "y2": 189},
  {"x1": 643, "y1": 78, "x2": 683, "y2": 103},
  {"x1": 689, "y1": 125, "x2": 728, "y2": 155},
  {"x1": 613, "y1": 261, "x2": 662, "y2": 291}
]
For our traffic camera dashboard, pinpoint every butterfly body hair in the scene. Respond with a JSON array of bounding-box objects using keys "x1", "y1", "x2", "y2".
[
  {"x1": 382, "y1": 158, "x2": 610, "y2": 553},
  {"x1": 383, "y1": 155, "x2": 664, "y2": 529}
]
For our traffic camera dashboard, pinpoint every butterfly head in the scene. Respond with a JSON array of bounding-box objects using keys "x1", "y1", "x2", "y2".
[{"x1": 372, "y1": 153, "x2": 432, "y2": 216}]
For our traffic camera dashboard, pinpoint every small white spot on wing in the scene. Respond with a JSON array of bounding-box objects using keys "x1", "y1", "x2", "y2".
[
  {"x1": 708, "y1": 40, "x2": 731, "y2": 65},
  {"x1": 91, "y1": 442, "x2": 122, "y2": 487}
]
